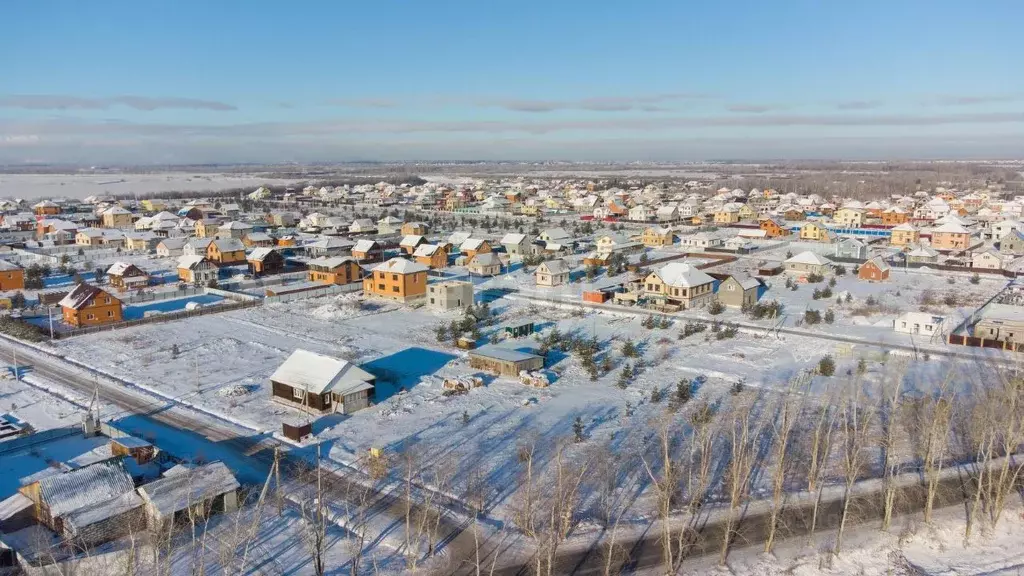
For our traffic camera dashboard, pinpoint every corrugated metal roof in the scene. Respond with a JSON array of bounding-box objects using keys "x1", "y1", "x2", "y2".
[
  {"x1": 37, "y1": 459, "x2": 135, "y2": 518},
  {"x1": 138, "y1": 462, "x2": 239, "y2": 517}
]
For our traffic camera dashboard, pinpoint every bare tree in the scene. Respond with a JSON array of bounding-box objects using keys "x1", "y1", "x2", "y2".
[
  {"x1": 720, "y1": 392, "x2": 762, "y2": 565},
  {"x1": 879, "y1": 364, "x2": 907, "y2": 531},
  {"x1": 765, "y1": 381, "x2": 799, "y2": 554},
  {"x1": 299, "y1": 444, "x2": 330, "y2": 576},
  {"x1": 835, "y1": 384, "x2": 877, "y2": 554}
]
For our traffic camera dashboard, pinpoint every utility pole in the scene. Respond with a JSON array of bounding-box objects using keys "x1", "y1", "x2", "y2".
[{"x1": 48, "y1": 307, "x2": 54, "y2": 340}]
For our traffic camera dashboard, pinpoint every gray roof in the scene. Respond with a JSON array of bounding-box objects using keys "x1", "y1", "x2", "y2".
[
  {"x1": 37, "y1": 459, "x2": 135, "y2": 519},
  {"x1": 470, "y1": 345, "x2": 542, "y2": 363},
  {"x1": 62, "y1": 491, "x2": 144, "y2": 533},
  {"x1": 270, "y1": 349, "x2": 375, "y2": 395},
  {"x1": 138, "y1": 462, "x2": 239, "y2": 518}
]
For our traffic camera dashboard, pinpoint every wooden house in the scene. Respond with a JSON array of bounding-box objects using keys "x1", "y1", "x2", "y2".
[
  {"x1": 106, "y1": 261, "x2": 149, "y2": 291},
  {"x1": 399, "y1": 234, "x2": 427, "y2": 255},
  {"x1": 351, "y1": 239, "x2": 384, "y2": 263},
  {"x1": 363, "y1": 258, "x2": 429, "y2": 303},
  {"x1": 413, "y1": 243, "x2": 448, "y2": 269},
  {"x1": 459, "y1": 238, "x2": 492, "y2": 260},
  {"x1": 177, "y1": 255, "x2": 219, "y2": 285},
  {"x1": 247, "y1": 247, "x2": 285, "y2": 275},
  {"x1": 535, "y1": 259, "x2": 569, "y2": 287},
  {"x1": 468, "y1": 345, "x2": 544, "y2": 377},
  {"x1": 468, "y1": 252, "x2": 502, "y2": 276},
  {"x1": 0, "y1": 260, "x2": 24, "y2": 291},
  {"x1": 401, "y1": 222, "x2": 429, "y2": 236},
  {"x1": 242, "y1": 232, "x2": 275, "y2": 248},
  {"x1": 759, "y1": 216, "x2": 790, "y2": 238},
  {"x1": 641, "y1": 226, "x2": 674, "y2": 247},
  {"x1": 59, "y1": 283, "x2": 123, "y2": 327},
  {"x1": 643, "y1": 262, "x2": 716, "y2": 309},
  {"x1": 716, "y1": 274, "x2": 763, "y2": 308},
  {"x1": 269, "y1": 349, "x2": 375, "y2": 414},
  {"x1": 306, "y1": 256, "x2": 363, "y2": 285}
]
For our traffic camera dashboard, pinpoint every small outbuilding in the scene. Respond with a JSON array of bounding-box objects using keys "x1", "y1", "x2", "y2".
[
  {"x1": 469, "y1": 345, "x2": 544, "y2": 377},
  {"x1": 137, "y1": 462, "x2": 240, "y2": 534},
  {"x1": 269, "y1": 349, "x2": 376, "y2": 414}
]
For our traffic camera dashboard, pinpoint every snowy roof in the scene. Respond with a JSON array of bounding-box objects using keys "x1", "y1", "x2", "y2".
[
  {"x1": 211, "y1": 238, "x2": 245, "y2": 252},
  {"x1": 138, "y1": 462, "x2": 239, "y2": 518},
  {"x1": 0, "y1": 259, "x2": 21, "y2": 271},
  {"x1": 372, "y1": 257, "x2": 429, "y2": 275},
  {"x1": 448, "y1": 231, "x2": 472, "y2": 245},
  {"x1": 177, "y1": 255, "x2": 214, "y2": 270},
  {"x1": 537, "y1": 259, "x2": 569, "y2": 275},
  {"x1": 218, "y1": 221, "x2": 252, "y2": 230},
  {"x1": 36, "y1": 459, "x2": 135, "y2": 519},
  {"x1": 907, "y1": 245, "x2": 939, "y2": 257},
  {"x1": 245, "y1": 232, "x2": 273, "y2": 242},
  {"x1": 247, "y1": 247, "x2": 278, "y2": 261},
  {"x1": 58, "y1": 283, "x2": 110, "y2": 310},
  {"x1": 540, "y1": 228, "x2": 571, "y2": 241},
  {"x1": 932, "y1": 222, "x2": 970, "y2": 234},
  {"x1": 727, "y1": 273, "x2": 762, "y2": 290},
  {"x1": 400, "y1": 235, "x2": 426, "y2": 247},
  {"x1": 864, "y1": 256, "x2": 891, "y2": 272},
  {"x1": 470, "y1": 345, "x2": 542, "y2": 363},
  {"x1": 655, "y1": 262, "x2": 714, "y2": 287},
  {"x1": 460, "y1": 238, "x2": 488, "y2": 251},
  {"x1": 891, "y1": 223, "x2": 918, "y2": 232},
  {"x1": 500, "y1": 233, "x2": 528, "y2": 245},
  {"x1": 63, "y1": 491, "x2": 144, "y2": 533},
  {"x1": 413, "y1": 243, "x2": 441, "y2": 257},
  {"x1": 786, "y1": 251, "x2": 832, "y2": 266},
  {"x1": 352, "y1": 239, "x2": 378, "y2": 253},
  {"x1": 106, "y1": 261, "x2": 144, "y2": 276},
  {"x1": 309, "y1": 237, "x2": 355, "y2": 249},
  {"x1": 307, "y1": 256, "x2": 356, "y2": 269},
  {"x1": 0, "y1": 492, "x2": 32, "y2": 521},
  {"x1": 269, "y1": 349, "x2": 375, "y2": 395},
  {"x1": 102, "y1": 206, "x2": 132, "y2": 215},
  {"x1": 186, "y1": 238, "x2": 213, "y2": 249},
  {"x1": 470, "y1": 252, "x2": 501, "y2": 266}
]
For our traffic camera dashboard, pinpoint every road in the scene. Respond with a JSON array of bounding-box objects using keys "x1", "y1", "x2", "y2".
[{"x1": 0, "y1": 334, "x2": 488, "y2": 572}]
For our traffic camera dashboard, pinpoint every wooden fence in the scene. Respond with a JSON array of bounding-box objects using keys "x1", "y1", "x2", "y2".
[
  {"x1": 948, "y1": 333, "x2": 1024, "y2": 352},
  {"x1": 46, "y1": 299, "x2": 262, "y2": 339}
]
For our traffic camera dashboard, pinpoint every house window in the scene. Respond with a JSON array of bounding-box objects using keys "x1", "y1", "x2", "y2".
[
  {"x1": 430, "y1": 298, "x2": 435, "y2": 304},
  {"x1": 87, "y1": 313, "x2": 95, "y2": 320},
  {"x1": 392, "y1": 286, "x2": 399, "y2": 292},
  {"x1": 293, "y1": 387, "x2": 304, "y2": 400},
  {"x1": 377, "y1": 283, "x2": 385, "y2": 290},
  {"x1": 107, "y1": 311, "x2": 113, "y2": 317},
  {"x1": 392, "y1": 274, "x2": 398, "y2": 281}
]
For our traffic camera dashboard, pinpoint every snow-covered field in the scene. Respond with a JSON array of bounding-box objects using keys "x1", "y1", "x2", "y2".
[{"x1": 0, "y1": 172, "x2": 305, "y2": 200}]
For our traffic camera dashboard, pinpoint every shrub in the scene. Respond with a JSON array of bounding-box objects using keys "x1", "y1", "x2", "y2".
[
  {"x1": 621, "y1": 339, "x2": 638, "y2": 358},
  {"x1": 828, "y1": 276, "x2": 837, "y2": 288},
  {"x1": 806, "y1": 272, "x2": 825, "y2": 283},
  {"x1": 818, "y1": 355, "x2": 836, "y2": 376},
  {"x1": 943, "y1": 294, "x2": 957, "y2": 306},
  {"x1": 824, "y1": 309, "x2": 835, "y2": 324},
  {"x1": 650, "y1": 388, "x2": 663, "y2": 403},
  {"x1": 730, "y1": 381, "x2": 745, "y2": 395},
  {"x1": 680, "y1": 322, "x2": 707, "y2": 339},
  {"x1": 716, "y1": 323, "x2": 738, "y2": 339},
  {"x1": 746, "y1": 300, "x2": 783, "y2": 320},
  {"x1": 865, "y1": 295, "x2": 877, "y2": 306},
  {"x1": 804, "y1": 309, "x2": 822, "y2": 325},
  {"x1": 834, "y1": 265, "x2": 847, "y2": 276},
  {"x1": 969, "y1": 273, "x2": 980, "y2": 285},
  {"x1": 675, "y1": 379, "x2": 691, "y2": 405},
  {"x1": 707, "y1": 300, "x2": 725, "y2": 315}
]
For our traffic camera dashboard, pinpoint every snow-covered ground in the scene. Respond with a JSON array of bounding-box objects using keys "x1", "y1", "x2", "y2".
[{"x1": 0, "y1": 172, "x2": 305, "y2": 200}]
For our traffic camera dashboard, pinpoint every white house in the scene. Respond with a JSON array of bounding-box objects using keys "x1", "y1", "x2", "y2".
[
  {"x1": 893, "y1": 312, "x2": 946, "y2": 338},
  {"x1": 656, "y1": 205, "x2": 679, "y2": 222},
  {"x1": 535, "y1": 259, "x2": 570, "y2": 287},
  {"x1": 629, "y1": 205, "x2": 653, "y2": 222}
]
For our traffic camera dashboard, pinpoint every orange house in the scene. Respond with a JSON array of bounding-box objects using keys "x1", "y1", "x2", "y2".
[
  {"x1": 783, "y1": 208, "x2": 806, "y2": 221},
  {"x1": 930, "y1": 222, "x2": 971, "y2": 251},
  {"x1": 459, "y1": 238, "x2": 491, "y2": 261},
  {"x1": 206, "y1": 238, "x2": 246, "y2": 265},
  {"x1": 363, "y1": 258, "x2": 429, "y2": 303},
  {"x1": 59, "y1": 283, "x2": 123, "y2": 327},
  {"x1": 276, "y1": 235, "x2": 297, "y2": 247},
  {"x1": 0, "y1": 261, "x2": 24, "y2": 291},
  {"x1": 759, "y1": 217, "x2": 790, "y2": 238},
  {"x1": 307, "y1": 256, "x2": 363, "y2": 285},
  {"x1": 413, "y1": 244, "x2": 448, "y2": 269},
  {"x1": 858, "y1": 257, "x2": 890, "y2": 282},
  {"x1": 33, "y1": 201, "x2": 60, "y2": 216},
  {"x1": 881, "y1": 208, "x2": 909, "y2": 226}
]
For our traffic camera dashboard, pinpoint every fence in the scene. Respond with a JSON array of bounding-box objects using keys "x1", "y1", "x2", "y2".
[
  {"x1": 264, "y1": 282, "x2": 361, "y2": 303},
  {"x1": 948, "y1": 333, "x2": 1024, "y2": 352},
  {"x1": 0, "y1": 425, "x2": 81, "y2": 456},
  {"x1": 204, "y1": 287, "x2": 262, "y2": 302},
  {"x1": 48, "y1": 298, "x2": 262, "y2": 339},
  {"x1": 121, "y1": 285, "x2": 205, "y2": 305}
]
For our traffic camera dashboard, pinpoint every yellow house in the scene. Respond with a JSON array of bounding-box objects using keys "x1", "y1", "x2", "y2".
[
  {"x1": 641, "y1": 226, "x2": 674, "y2": 248},
  {"x1": 101, "y1": 206, "x2": 134, "y2": 229},
  {"x1": 714, "y1": 206, "x2": 740, "y2": 224},
  {"x1": 519, "y1": 204, "x2": 540, "y2": 216},
  {"x1": 194, "y1": 219, "x2": 220, "y2": 238},
  {"x1": 141, "y1": 199, "x2": 167, "y2": 212},
  {"x1": 889, "y1": 223, "x2": 920, "y2": 247},
  {"x1": 834, "y1": 207, "x2": 865, "y2": 228},
  {"x1": 799, "y1": 221, "x2": 831, "y2": 242},
  {"x1": 930, "y1": 222, "x2": 971, "y2": 251},
  {"x1": 737, "y1": 204, "x2": 757, "y2": 221}
]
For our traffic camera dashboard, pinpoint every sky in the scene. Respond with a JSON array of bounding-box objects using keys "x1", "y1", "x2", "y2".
[{"x1": 1, "y1": 0, "x2": 1023, "y2": 164}]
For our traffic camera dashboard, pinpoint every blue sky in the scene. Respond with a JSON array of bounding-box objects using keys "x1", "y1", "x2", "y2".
[{"x1": 1, "y1": 0, "x2": 1022, "y2": 163}]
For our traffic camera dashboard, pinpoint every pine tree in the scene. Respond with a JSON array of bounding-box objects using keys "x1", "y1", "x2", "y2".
[{"x1": 573, "y1": 416, "x2": 585, "y2": 443}]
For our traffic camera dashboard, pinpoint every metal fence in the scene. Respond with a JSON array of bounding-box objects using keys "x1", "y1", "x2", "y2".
[
  {"x1": 0, "y1": 426, "x2": 81, "y2": 456},
  {"x1": 264, "y1": 282, "x2": 361, "y2": 303},
  {"x1": 48, "y1": 299, "x2": 262, "y2": 339}
]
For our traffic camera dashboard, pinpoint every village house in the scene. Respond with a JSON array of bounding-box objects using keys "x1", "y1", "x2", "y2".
[
  {"x1": 75, "y1": 227, "x2": 122, "y2": 247},
  {"x1": 681, "y1": 232, "x2": 722, "y2": 250},
  {"x1": 59, "y1": 283, "x2": 123, "y2": 327},
  {"x1": 247, "y1": 247, "x2": 285, "y2": 275},
  {"x1": 538, "y1": 228, "x2": 572, "y2": 245},
  {"x1": 459, "y1": 238, "x2": 492, "y2": 260},
  {"x1": 641, "y1": 226, "x2": 674, "y2": 248},
  {"x1": 401, "y1": 221, "x2": 429, "y2": 236},
  {"x1": 427, "y1": 281, "x2": 474, "y2": 311},
  {"x1": 1000, "y1": 230, "x2": 1024, "y2": 255},
  {"x1": 972, "y1": 249, "x2": 1006, "y2": 271},
  {"x1": 305, "y1": 237, "x2": 355, "y2": 258},
  {"x1": 400, "y1": 235, "x2": 428, "y2": 254},
  {"x1": 798, "y1": 221, "x2": 832, "y2": 243},
  {"x1": 177, "y1": 255, "x2": 219, "y2": 285},
  {"x1": 500, "y1": 233, "x2": 532, "y2": 256},
  {"x1": 784, "y1": 251, "x2": 832, "y2": 276},
  {"x1": 716, "y1": 274, "x2": 763, "y2": 308},
  {"x1": 656, "y1": 205, "x2": 679, "y2": 222},
  {"x1": 833, "y1": 207, "x2": 865, "y2": 228},
  {"x1": 629, "y1": 204, "x2": 653, "y2": 222},
  {"x1": 183, "y1": 237, "x2": 212, "y2": 257},
  {"x1": 713, "y1": 205, "x2": 741, "y2": 224},
  {"x1": 0, "y1": 260, "x2": 25, "y2": 291},
  {"x1": 351, "y1": 239, "x2": 384, "y2": 263},
  {"x1": 241, "y1": 232, "x2": 274, "y2": 248},
  {"x1": 469, "y1": 345, "x2": 545, "y2": 377},
  {"x1": 363, "y1": 257, "x2": 429, "y2": 303},
  {"x1": 100, "y1": 206, "x2": 134, "y2": 229},
  {"x1": 106, "y1": 262, "x2": 149, "y2": 291},
  {"x1": 595, "y1": 233, "x2": 641, "y2": 257},
  {"x1": 413, "y1": 243, "x2": 448, "y2": 269},
  {"x1": 890, "y1": 223, "x2": 920, "y2": 247},
  {"x1": 858, "y1": 256, "x2": 891, "y2": 281},
  {"x1": 216, "y1": 221, "x2": 253, "y2": 240},
  {"x1": 194, "y1": 218, "x2": 221, "y2": 238},
  {"x1": 989, "y1": 220, "x2": 1021, "y2": 241},
  {"x1": 123, "y1": 231, "x2": 158, "y2": 252},
  {"x1": 834, "y1": 237, "x2": 868, "y2": 260},
  {"x1": 881, "y1": 207, "x2": 909, "y2": 226},
  {"x1": 894, "y1": 312, "x2": 946, "y2": 338},
  {"x1": 348, "y1": 218, "x2": 377, "y2": 234},
  {"x1": 737, "y1": 203, "x2": 758, "y2": 221},
  {"x1": 930, "y1": 221, "x2": 972, "y2": 251},
  {"x1": 468, "y1": 252, "x2": 502, "y2": 276},
  {"x1": 206, "y1": 238, "x2": 246, "y2": 265},
  {"x1": 724, "y1": 236, "x2": 754, "y2": 252},
  {"x1": 137, "y1": 462, "x2": 240, "y2": 534},
  {"x1": 759, "y1": 216, "x2": 790, "y2": 238},
  {"x1": 972, "y1": 305, "x2": 1024, "y2": 345},
  {"x1": 906, "y1": 245, "x2": 940, "y2": 264},
  {"x1": 535, "y1": 259, "x2": 570, "y2": 287},
  {"x1": 37, "y1": 218, "x2": 78, "y2": 241},
  {"x1": 307, "y1": 256, "x2": 363, "y2": 285},
  {"x1": 376, "y1": 215, "x2": 404, "y2": 235},
  {"x1": 784, "y1": 207, "x2": 807, "y2": 221},
  {"x1": 33, "y1": 200, "x2": 61, "y2": 216},
  {"x1": 643, "y1": 262, "x2": 716, "y2": 309},
  {"x1": 269, "y1": 349, "x2": 375, "y2": 414}
]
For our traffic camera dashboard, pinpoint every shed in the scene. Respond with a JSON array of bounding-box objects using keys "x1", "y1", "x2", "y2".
[
  {"x1": 19, "y1": 458, "x2": 136, "y2": 533},
  {"x1": 469, "y1": 345, "x2": 545, "y2": 377},
  {"x1": 61, "y1": 491, "x2": 145, "y2": 547},
  {"x1": 504, "y1": 321, "x2": 535, "y2": 338},
  {"x1": 137, "y1": 462, "x2": 240, "y2": 532},
  {"x1": 111, "y1": 436, "x2": 155, "y2": 465}
]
